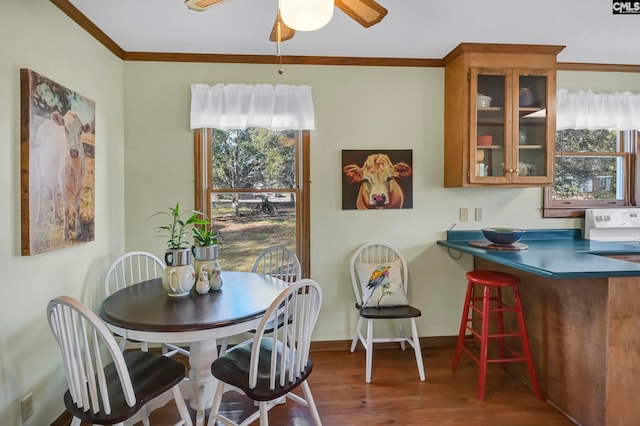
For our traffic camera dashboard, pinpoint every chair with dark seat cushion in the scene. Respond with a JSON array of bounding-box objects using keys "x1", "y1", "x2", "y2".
[
  {"x1": 252, "y1": 245, "x2": 302, "y2": 333},
  {"x1": 219, "y1": 245, "x2": 302, "y2": 355},
  {"x1": 104, "y1": 251, "x2": 188, "y2": 357},
  {"x1": 47, "y1": 295, "x2": 192, "y2": 426},
  {"x1": 349, "y1": 242, "x2": 425, "y2": 383},
  {"x1": 251, "y1": 245, "x2": 302, "y2": 283},
  {"x1": 207, "y1": 279, "x2": 323, "y2": 426}
]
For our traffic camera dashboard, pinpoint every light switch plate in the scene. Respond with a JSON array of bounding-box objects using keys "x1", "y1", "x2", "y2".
[
  {"x1": 460, "y1": 208, "x2": 468, "y2": 222},
  {"x1": 21, "y1": 393, "x2": 33, "y2": 422}
]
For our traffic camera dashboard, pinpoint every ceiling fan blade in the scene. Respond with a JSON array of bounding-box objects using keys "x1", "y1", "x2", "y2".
[
  {"x1": 184, "y1": 0, "x2": 228, "y2": 12},
  {"x1": 335, "y1": 0, "x2": 388, "y2": 28},
  {"x1": 269, "y1": 10, "x2": 296, "y2": 42}
]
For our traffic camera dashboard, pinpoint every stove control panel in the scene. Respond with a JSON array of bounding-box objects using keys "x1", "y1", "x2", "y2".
[{"x1": 585, "y1": 208, "x2": 640, "y2": 241}]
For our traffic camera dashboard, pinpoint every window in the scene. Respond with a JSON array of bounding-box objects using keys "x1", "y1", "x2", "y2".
[
  {"x1": 543, "y1": 129, "x2": 638, "y2": 218},
  {"x1": 194, "y1": 128, "x2": 310, "y2": 275},
  {"x1": 546, "y1": 89, "x2": 640, "y2": 217}
]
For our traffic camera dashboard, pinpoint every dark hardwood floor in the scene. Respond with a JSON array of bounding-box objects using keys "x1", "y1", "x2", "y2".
[{"x1": 140, "y1": 346, "x2": 574, "y2": 426}]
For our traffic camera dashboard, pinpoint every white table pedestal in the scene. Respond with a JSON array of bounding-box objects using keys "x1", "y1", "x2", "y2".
[{"x1": 179, "y1": 339, "x2": 219, "y2": 426}]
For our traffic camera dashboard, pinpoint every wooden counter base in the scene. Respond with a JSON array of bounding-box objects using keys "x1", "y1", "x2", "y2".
[{"x1": 475, "y1": 258, "x2": 640, "y2": 426}]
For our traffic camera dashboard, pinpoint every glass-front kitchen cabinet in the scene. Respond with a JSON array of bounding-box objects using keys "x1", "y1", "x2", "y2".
[{"x1": 443, "y1": 43, "x2": 565, "y2": 187}]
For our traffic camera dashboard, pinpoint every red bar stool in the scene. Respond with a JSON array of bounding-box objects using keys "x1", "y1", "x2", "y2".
[{"x1": 451, "y1": 270, "x2": 542, "y2": 400}]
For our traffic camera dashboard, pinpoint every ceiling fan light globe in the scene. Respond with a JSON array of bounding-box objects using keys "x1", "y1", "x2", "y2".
[{"x1": 280, "y1": 0, "x2": 334, "y2": 31}]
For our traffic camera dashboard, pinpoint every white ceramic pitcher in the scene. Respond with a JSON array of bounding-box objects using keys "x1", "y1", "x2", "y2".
[
  {"x1": 163, "y1": 265, "x2": 195, "y2": 297},
  {"x1": 163, "y1": 248, "x2": 195, "y2": 297}
]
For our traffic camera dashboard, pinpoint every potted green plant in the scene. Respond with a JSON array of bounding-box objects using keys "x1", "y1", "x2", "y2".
[
  {"x1": 192, "y1": 215, "x2": 224, "y2": 291},
  {"x1": 152, "y1": 202, "x2": 207, "y2": 297},
  {"x1": 193, "y1": 221, "x2": 222, "y2": 247},
  {"x1": 154, "y1": 202, "x2": 206, "y2": 252}
]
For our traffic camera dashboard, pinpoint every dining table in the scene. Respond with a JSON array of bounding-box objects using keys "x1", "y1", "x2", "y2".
[{"x1": 99, "y1": 270, "x2": 288, "y2": 426}]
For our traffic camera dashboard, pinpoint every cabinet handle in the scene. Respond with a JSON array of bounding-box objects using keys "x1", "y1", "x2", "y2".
[{"x1": 507, "y1": 168, "x2": 514, "y2": 173}]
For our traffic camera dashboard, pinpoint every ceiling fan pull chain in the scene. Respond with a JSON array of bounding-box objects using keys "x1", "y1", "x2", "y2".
[{"x1": 277, "y1": 20, "x2": 284, "y2": 74}]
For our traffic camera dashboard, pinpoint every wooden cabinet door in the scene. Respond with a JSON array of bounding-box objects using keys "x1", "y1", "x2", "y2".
[
  {"x1": 469, "y1": 67, "x2": 513, "y2": 184},
  {"x1": 509, "y1": 69, "x2": 555, "y2": 185}
]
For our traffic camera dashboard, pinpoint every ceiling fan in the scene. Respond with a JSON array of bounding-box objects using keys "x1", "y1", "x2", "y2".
[{"x1": 183, "y1": 0, "x2": 388, "y2": 42}]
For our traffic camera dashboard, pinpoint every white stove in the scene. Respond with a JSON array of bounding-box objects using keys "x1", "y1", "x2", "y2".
[{"x1": 584, "y1": 208, "x2": 640, "y2": 241}]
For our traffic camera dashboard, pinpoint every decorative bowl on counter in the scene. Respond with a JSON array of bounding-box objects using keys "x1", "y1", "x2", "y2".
[{"x1": 481, "y1": 228, "x2": 525, "y2": 245}]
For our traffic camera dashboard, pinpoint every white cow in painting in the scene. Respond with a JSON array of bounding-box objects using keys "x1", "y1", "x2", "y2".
[{"x1": 35, "y1": 110, "x2": 91, "y2": 240}]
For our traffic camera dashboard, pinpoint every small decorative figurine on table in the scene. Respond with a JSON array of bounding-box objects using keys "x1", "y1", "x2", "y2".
[
  {"x1": 195, "y1": 267, "x2": 210, "y2": 294},
  {"x1": 192, "y1": 216, "x2": 224, "y2": 291},
  {"x1": 209, "y1": 266, "x2": 223, "y2": 290}
]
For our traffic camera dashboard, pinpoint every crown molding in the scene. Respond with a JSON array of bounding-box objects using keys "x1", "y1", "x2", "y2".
[
  {"x1": 557, "y1": 62, "x2": 640, "y2": 72},
  {"x1": 51, "y1": 0, "x2": 124, "y2": 58},
  {"x1": 122, "y1": 51, "x2": 442, "y2": 67}
]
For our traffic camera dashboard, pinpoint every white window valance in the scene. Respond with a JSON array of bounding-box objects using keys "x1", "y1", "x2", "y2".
[
  {"x1": 190, "y1": 83, "x2": 315, "y2": 130},
  {"x1": 556, "y1": 89, "x2": 640, "y2": 131}
]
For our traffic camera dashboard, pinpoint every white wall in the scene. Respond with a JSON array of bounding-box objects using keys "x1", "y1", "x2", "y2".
[
  {"x1": 123, "y1": 63, "x2": 640, "y2": 345},
  {"x1": 0, "y1": 1, "x2": 125, "y2": 424},
  {"x1": 558, "y1": 71, "x2": 640, "y2": 91}
]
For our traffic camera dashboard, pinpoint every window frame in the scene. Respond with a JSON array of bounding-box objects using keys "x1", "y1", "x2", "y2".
[
  {"x1": 193, "y1": 128, "x2": 310, "y2": 277},
  {"x1": 543, "y1": 129, "x2": 637, "y2": 218}
]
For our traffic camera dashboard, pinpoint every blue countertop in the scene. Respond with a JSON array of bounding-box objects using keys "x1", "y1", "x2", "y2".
[{"x1": 437, "y1": 229, "x2": 640, "y2": 279}]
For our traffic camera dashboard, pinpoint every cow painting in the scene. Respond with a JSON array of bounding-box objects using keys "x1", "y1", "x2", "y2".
[
  {"x1": 342, "y1": 151, "x2": 413, "y2": 210},
  {"x1": 35, "y1": 110, "x2": 91, "y2": 240},
  {"x1": 21, "y1": 69, "x2": 95, "y2": 255}
]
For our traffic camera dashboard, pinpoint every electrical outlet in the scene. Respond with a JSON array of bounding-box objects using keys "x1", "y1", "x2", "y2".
[
  {"x1": 21, "y1": 393, "x2": 33, "y2": 422},
  {"x1": 459, "y1": 208, "x2": 468, "y2": 222},
  {"x1": 475, "y1": 207, "x2": 484, "y2": 221}
]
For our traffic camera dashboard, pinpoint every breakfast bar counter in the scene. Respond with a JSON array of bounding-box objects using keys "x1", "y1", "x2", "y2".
[
  {"x1": 438, "y1": 228, "x2": 640, "y2": 278},
  {"x1": 437, "y1": 229, "x2": 640, "y2": 426}
]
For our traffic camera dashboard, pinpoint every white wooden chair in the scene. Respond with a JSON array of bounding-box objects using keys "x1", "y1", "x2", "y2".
[
  {"x1": 207, "y1": 279, "x2": 323, "y2": 426},
  {"x1": 219, "y1": 245, "x2": 302, "y2": 355},
  {"x1": 349, "y1": 242, "x2": 425, "y2": 383},
  {"x1": 252, "y1": 245, "x2": 302, "y2": 283},
  {"x1": 47, "y1": 296, "x2": 192, "y2": 426},
  {"x1": 104, "y1": 251, "x2": 188, "y2": 357}
]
